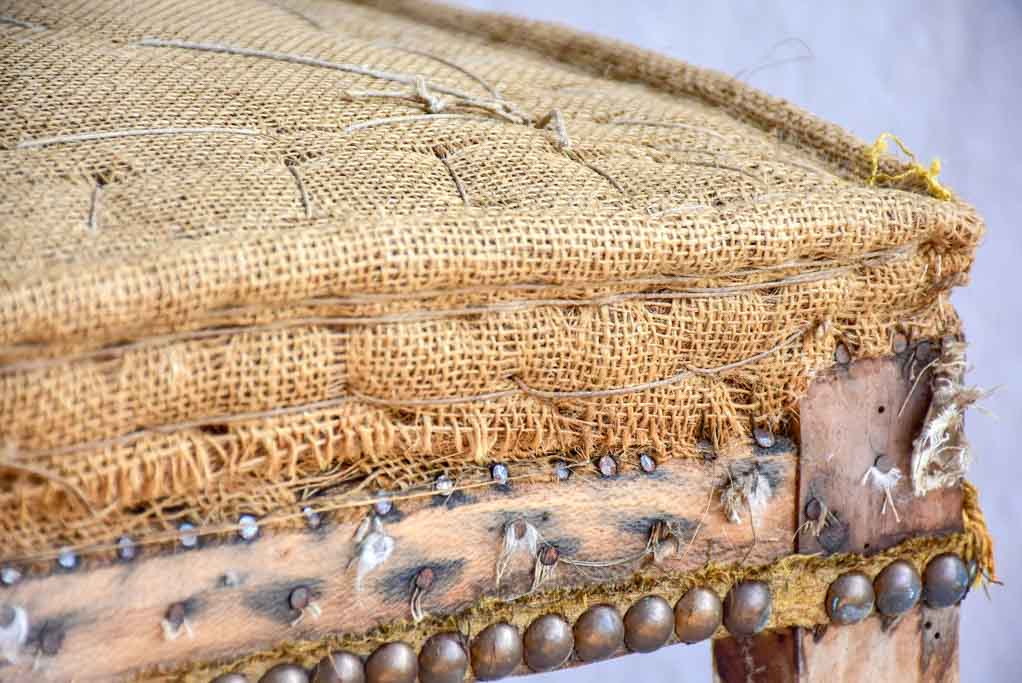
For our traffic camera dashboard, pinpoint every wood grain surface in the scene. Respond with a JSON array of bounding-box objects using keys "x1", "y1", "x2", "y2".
[
  {"x1": 0, "y1": 442, "x2": 796, "y2": 681},
  {"x1": 797, "y1": 355, "x2": 963, "y2": 556},
  {"x1": 714, "y1": 350, "x2": 964, "y2": 683}
]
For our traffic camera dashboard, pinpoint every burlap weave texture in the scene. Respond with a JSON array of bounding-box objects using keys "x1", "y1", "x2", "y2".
[{"x1": 0, "y1": 0, "x2": 983, "y2": 562}]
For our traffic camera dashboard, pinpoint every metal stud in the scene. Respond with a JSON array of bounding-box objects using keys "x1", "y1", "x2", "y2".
[
  {"x1": 57, "y1": 547, "x2": 77, "y2": 570},
  {"x1": 239, "y1": 514, "x2": 259, "y2": 541},
  {"x1": 491, "y1": 463, "x2": 509, "y2": 486},
  {"x1": 289, "y1": 586, "x2": 312, "y2": 611},
  {"x1": 373, "y1": 497, "x2": 393, "y2": 516},
  {"x1": 312, "y1": 651, "x2": 365, "y2": 683},
  {"x1": 752, "y1": 427, "x2": 775, "y2": 449},
  {"x1": 639, "y1": 453, "x2": 657, "y2": 474},
  {"x1": 418, "y1": 632, "x2": 468, "y2": 683},
  {"x1": 538, "y1": 544, "x2": 559, "y2": 566},
  {"x1": 211, "y1": 674, "x2": 250, "y2": 683},
  {"x1": 303, "y1": 506, "x2": 323, "y2": 530},
  {"x1": 597, "y1": 455, "x2": 618, "y2": 478},
  {"x1": 893, "y1": 332, "x2": 909, "y2": 353},
  {"x1": 39, "y1": 623, "x2": 64, "y2": 656},
  {"x1": 117, "y1": 535, "x2": 137, "y2": 561},
  {"x1": 923, "y1": 553, "x2": 970, "y2": 608},
  {"x1": 674, "y1": 586, "x2": 723, "y2": 643},
  {"x1": 826, "y1": 571, "x2": 875, "y2": 625},
  {"x1": 624, "y1": 595, "x2": 673, "y2": 653},
  {"x1": 723, "y1": 581, "x2": 772, "y2": 637},
  {"x1": 573, "y1": 604, "x2": 624, "y2": 662},
  {"x1": 1, "y1": 566, "x2": 22, "y2": 586},
  {"x1": 258, "y1": 663, "x2": 310, "y2": 683},
  {"x1": 179, "y1": 522, "x2": 199, "y2": 548},
  {"x1": 470, "y1": 622, "x2": 522, "y2": 681},
  {"x1": 835, "y1": 343, "x2": 851, "y2": 365},
  {"x1": 166, "y1": 602, "x2": 187, "y2": 630},
  {"x1": 804, "y1": 497, "x2": 823, "y2": 522},
  {"x1": 365, "y1": 642, "x2": 417, "y2": 683},
  {"x1": 415, "y1": 567, "x2": 435, "y2": 591},
  {"x1": 874, "y1": 560, "x2": 922, "y2": 616},
  {"x1": 554, "y1": 461, "x2": 571, "y2": 481},
  {"x1": 523, "y1": 614, "x2": 573, "y2": 672}
]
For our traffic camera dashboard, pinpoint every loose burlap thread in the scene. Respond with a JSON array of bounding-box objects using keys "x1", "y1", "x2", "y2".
[{"x1": 0, "y1": 0, "x2": 983, "y2": 562}]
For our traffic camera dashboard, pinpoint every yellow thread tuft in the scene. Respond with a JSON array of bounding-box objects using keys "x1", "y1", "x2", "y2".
[{"x1": 867, "y1": 132, "x2": 953, "y2": 201}]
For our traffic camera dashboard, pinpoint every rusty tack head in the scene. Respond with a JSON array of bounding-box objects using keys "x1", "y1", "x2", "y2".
[
  {"x1": 165, "y1": 602, "x2": 187, "y2": 629},
  {"x1": 415, "y1": 567, "x2": 435, "y2": 592},
  {"x1": 538, "y1": 544, "x2": 559, "y2": 567},
  {"x1": 804, "y1": 497, "x2": 823, "y2": 521},
  {"x1": 39, "y1": 623, "x2": 65, "y2": 656}
]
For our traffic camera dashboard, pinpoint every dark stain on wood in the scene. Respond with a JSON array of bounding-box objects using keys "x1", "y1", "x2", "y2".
[
  {"x1": 618, "y1": 515, "x2": 697, "y2": 540},
  {"x1": 430, "y1": 490, "x2": 476, "y2": 509},
  {"x1": 755, "y1": 436, "x2": 797, "y2": 458},
  {"x1": 377, "y1": 559, "x2": 466, "y2": 603},
  {"x1": 242, "y1": 578, "x2": 324, "y2": 624}
]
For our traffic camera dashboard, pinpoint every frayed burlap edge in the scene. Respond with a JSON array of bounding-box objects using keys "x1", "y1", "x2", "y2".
[{"x1": 151, "y1": 482, "x2": 995, "y2": 682}]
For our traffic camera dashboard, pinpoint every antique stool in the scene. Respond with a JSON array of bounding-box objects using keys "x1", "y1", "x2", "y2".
[{"x1": 0, "y1": 1, "x2": 995, "y2": 681}]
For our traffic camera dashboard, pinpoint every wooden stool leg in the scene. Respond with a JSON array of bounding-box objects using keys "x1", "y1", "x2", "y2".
[
  {"x1": 712, "y1": 607, "x2": 959, "y2": 682},
  {"x1": 713, "y1": 351, "x2": 966, "y2": 682}
]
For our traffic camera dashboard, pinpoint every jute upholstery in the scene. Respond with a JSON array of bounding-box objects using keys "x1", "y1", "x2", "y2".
[{"x1": 0, "y1": 0, "x2": 982, "y2": 565}]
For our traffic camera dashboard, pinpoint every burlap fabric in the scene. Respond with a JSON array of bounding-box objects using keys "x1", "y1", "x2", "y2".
[{"x1": 0, "y1": 0, "x2": 982, "y2": 565}]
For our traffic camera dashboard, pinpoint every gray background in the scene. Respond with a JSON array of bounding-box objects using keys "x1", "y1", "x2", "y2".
[{"x1": 454, "y1": 1, "x2": 1021, "y2": 680}]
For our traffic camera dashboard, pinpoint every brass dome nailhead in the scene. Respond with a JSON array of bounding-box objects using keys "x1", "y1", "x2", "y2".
[
  {"x1": 624, "y1": 595, "x2": 674, "y2": 653},
  {"x1": 471, "y1": 622, "x2": 522, "y2": 681},
  {"x1": 874, "y1": 560, "x2": 922, "y2": 616},
  {"x1": 674, "y1": 586, "x2": 723, "y2": 643},
  {"x1": 723, "y1": 581, "x2": 772, "y2": 637},
  {"x1": 523, "y1": 614, "x2": 574, "y2": 673},
  {"x1": 312, "y1": 651, "x2": 365, "y2": 683},
  {"x1": 365, "y1": 642, "x2": 417, "y2": 683},
  {"x1": 418, "y1": 632, "x2": 468, "y2": 683},
  {"x1": 826, "y1": 571, "x2": 874, "y2": 625},
  {"x1": 573, "y1": 604, "x2": 624, "y2": 662},
  {"x1": 923, "y1": 553, "x2": 970, "y2": 609},
  {"x1": 258, "y1": 664, "x2": 309, "y2": 683}
]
